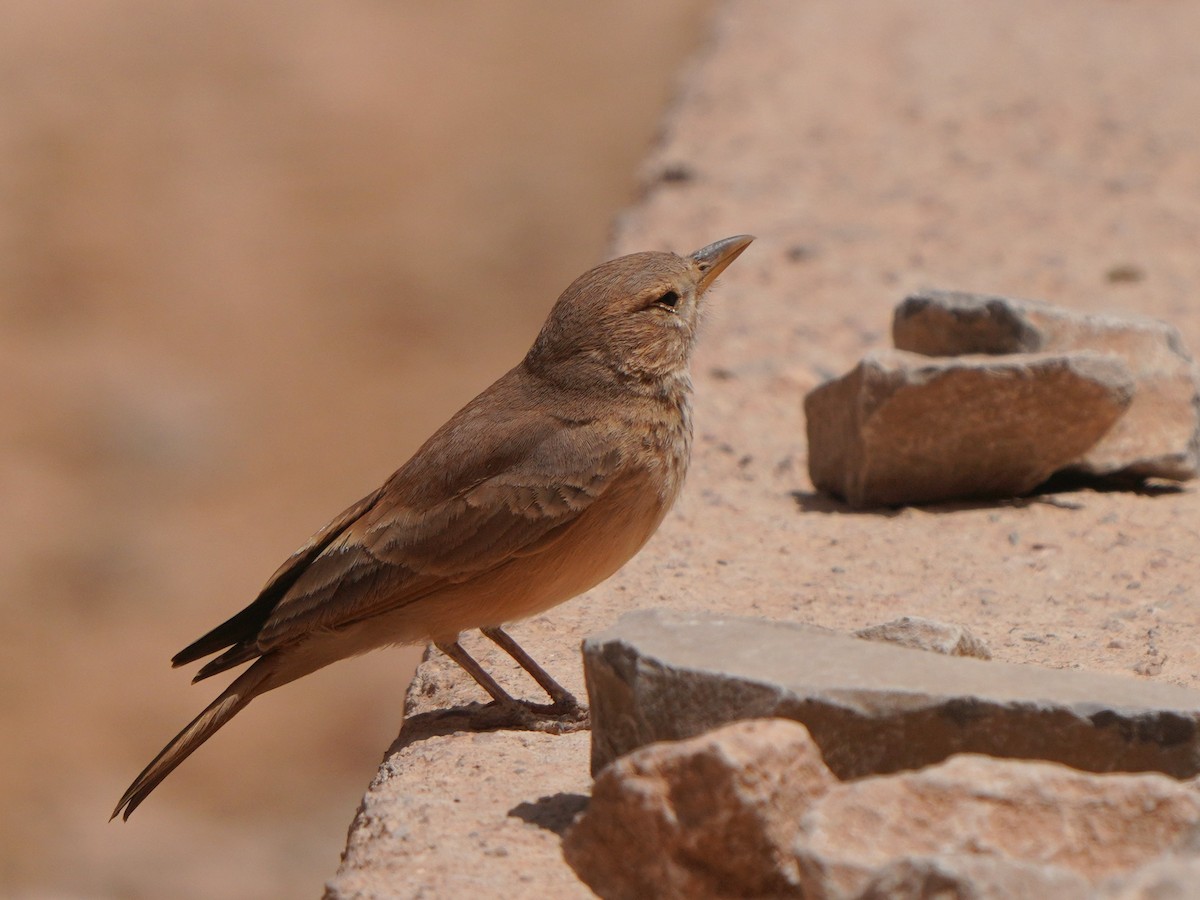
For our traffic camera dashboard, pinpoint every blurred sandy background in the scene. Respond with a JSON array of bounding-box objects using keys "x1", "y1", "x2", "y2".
[{"x1": 0, "y1": 3, "x2": 709, "y2": 896}]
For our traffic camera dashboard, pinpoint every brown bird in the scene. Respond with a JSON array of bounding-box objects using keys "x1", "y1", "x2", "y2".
[{"x1": 112, "y1": 234, "x2": 753, "y2": 820}]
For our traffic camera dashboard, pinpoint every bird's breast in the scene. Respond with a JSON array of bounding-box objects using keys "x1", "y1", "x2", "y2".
[
  {"x1": 503, "y1": 463, "x2": 676, "y2": 618},
  {"x1": 392, "y1": 465, "x2": 676, "y2": 642},
  {"x1": 637, "y1": 378, "x2": 692, "y2": 506},
  {"x1": 379, "y1": 383, "x2": 695, "y2": 641}
]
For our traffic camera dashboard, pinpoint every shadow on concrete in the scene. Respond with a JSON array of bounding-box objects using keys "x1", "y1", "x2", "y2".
[
  {"x1": 509, "y1": 793, "x2": 589, "y2": 836},
  {"x1": 790, "y1": 475, "x2": 1187, "y2": 516},
  {"x1": 788, "y1": 491, "x2": 903, "y2": 516},
  {"x1": 387, "y1": 703, "x2": 590, "y2": 755}
]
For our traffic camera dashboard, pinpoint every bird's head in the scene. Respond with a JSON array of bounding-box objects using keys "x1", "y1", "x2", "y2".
[{"x1": 525, "y1": 235, "x2": 754, "y2": 390}]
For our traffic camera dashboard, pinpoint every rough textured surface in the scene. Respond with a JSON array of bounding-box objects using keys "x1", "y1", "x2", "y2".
[
  {"x1": 854, "y1": 615, "x2": 993, "y2": 659},
  {"x1": 566, "y1": 719, "x2": 1200, "y2": 900},
  {"x1": 893, "y1": 290, "x2": 1046, "y2": 356},
  {"x1": 326, "y1": 722, "x2": 592, "y2": 899},
  {"x1": 1099, "y1": 856, "x2": 1200, "y2": 899},
  {"x1": 584, "y1": 609, "x2": 1200, "y2": 779},
  {"x1": 797, "y1": 753, "x2": 1200, "y2": 897},
  {"x1": 804, "y1": 349, "x2": 1134, "y2": 507},
  {"x1": 858, "y1": 856, "x2": 1091, "y2": 900},
  {"x1": 895, "y1": 290, "x2": 1200, "y2": 480},
  {"x1": 562, "y1": 719, "x2": 822, "y2": 899},
  {"x1": 328, "y1": 3, "x2": 1200, "y2": 895},
  {"x1": 327, "y1": 640, "x2": 594, "y2": 899}
]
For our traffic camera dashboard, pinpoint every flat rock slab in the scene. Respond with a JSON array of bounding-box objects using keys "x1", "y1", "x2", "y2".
[
  {"x1": 895, "y1": 289, "x2": 1200, "y2": 480},
  {"x1": 584, "y1": 609, "x2": 1200, "y2": 778},
  {"x1": 804, "y1": 348, "x2": 1133, "y2": 507}
]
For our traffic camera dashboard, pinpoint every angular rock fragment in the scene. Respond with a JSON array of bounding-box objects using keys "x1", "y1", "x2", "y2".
[
  {"x1": 804, "y1": 348, "x2": 1133, "y2": 507},
  {"x1": 895, "y1": 290, "x2": 1200, "y2": 480},
  {"x1": 854, "y1": 615, "x2": 992, "y2": 659},
  {"x1": 798, "y1": 753, "x2": 1200, "y2": 898},
  {"x1": 584, "y1": 609, "x2": 1200, "y2": 778},
  {"x1": 893, "y1": 289, "x2": 1044, "y2": 356},
  {"x1": 563, "y1": 719, "x2": 820, "y2": 899}
]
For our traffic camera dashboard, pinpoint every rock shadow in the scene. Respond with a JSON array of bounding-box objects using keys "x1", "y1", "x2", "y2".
[
  {"x1": 509, "y1": 792, "x2": 589, "y2": 836},
  {"x1": 1034, "y1": 471, "x2": 1187, "y2": 498},
  {"x1": 790, "y1": 474, "x2": 1186, "y2": 516},
  {"x1": 788, "y1": 490, "x2": 903, "y2": 516}
]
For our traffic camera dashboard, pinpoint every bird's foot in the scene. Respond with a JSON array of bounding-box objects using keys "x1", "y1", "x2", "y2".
[
  {"x1": 480, "y1": 696, "x2": 590, "y2": 734},
  {"x1": 520, "y1": 695, "x2": 590, "y2": 733}
]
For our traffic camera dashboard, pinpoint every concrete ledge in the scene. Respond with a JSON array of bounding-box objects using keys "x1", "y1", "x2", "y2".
[{"x1": 327, "y1": 1, "x2": 1200, "y2": 895}]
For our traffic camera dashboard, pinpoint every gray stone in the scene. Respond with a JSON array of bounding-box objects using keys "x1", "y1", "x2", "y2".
[
  {"x1": 894, "y1": 290, "x2": 1200, "y2": 480},
  {"x1": 584, "y1": 609, "x2": 1200, "y2": 778},
  {"x1": 854, "y1": 616, "x2": 992, "y2": 659},
  {"x1": 804, "y1": 349, "x2": 1133, "y2": 507}
]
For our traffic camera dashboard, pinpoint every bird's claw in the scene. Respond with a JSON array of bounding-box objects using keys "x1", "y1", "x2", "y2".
[{"x1": 482, "y1": 696, "x2": 590, "y2": 733}]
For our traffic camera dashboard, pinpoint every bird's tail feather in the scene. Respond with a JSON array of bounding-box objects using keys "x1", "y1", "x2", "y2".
[{"x1": 111, "y1": 658, "x2": 274, "y2": 821}]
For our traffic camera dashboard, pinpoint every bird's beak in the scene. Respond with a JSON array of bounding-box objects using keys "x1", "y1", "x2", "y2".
[{"x1": 690, "y1": 234, "x2": 755, "y2": 295}]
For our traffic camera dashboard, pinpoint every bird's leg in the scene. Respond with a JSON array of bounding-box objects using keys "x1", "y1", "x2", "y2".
[
  {"x1": 435, "y1": 637, "x2": 587, "y2": 733},
  {"x1": 480, "y1": 625, "x2": 583, "y2": 717},
  {"x1": 435, "y1": 640, "x2": 520, "y2": 708}
]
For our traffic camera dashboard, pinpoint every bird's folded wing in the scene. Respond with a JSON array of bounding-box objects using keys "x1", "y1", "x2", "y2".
[
  {"x1": 172, "y1": 486, "x2": 388, "y2": 669},
  {"x1": 254, "y1": 435, "x2": 623, "y2": 650}
]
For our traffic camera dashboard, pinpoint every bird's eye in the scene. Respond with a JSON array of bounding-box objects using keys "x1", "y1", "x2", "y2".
[{"x1": 654, "y1": 290, "x2": 680, "y2": 310}]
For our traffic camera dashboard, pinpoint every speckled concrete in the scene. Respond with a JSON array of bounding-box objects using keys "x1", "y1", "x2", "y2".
[{"x1": 327, "y1": 2, "x2": 1200, "y2": 895}]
